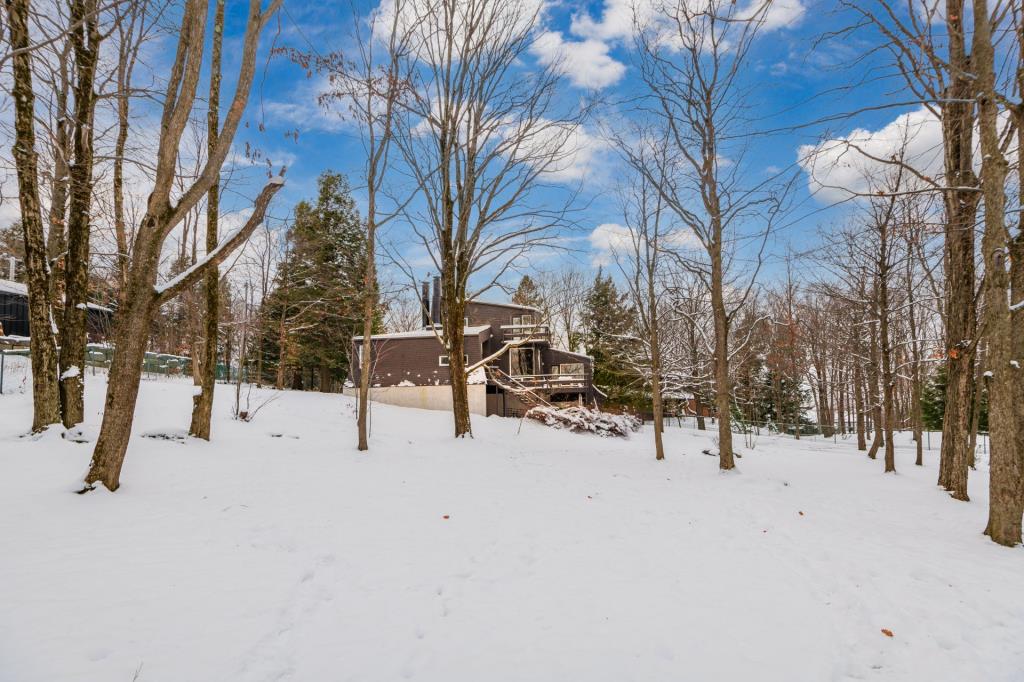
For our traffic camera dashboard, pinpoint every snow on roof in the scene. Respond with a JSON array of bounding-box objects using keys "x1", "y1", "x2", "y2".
[
  {"x1": 354, "y1": 325, "x2": 492, "y2": 341},
  {"x1": 555, "y1": 350, "x2": 594, "y2": 362},
  {"x1": 0, "y1": 279, "x2": 113, "y2": 313},
  {"x1": 0, "y1": 279, "x2": 26, "y2": 296},
  {"x1": 468, "y1": 299, "x2": 541, "y2": 313}
]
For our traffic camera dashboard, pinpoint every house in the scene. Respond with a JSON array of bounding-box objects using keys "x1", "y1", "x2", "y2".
[
  {"x1": 0, "y1": 278, "x2": 113, "y2": 341},
  {"x1": 348, "y1": 278, "x2": 597, "y2": 417}
]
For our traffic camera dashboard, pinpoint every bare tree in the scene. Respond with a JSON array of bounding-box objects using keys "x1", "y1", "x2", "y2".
[
  {"x1": 57, "y1": 0, "x2": 103, "y2": 428},
  {"x1": 392, "y1": 0, "x2": 586, "y2": 437},
  {"x1": 623, "y1": 0, "x2": 787, "y2": 469},
  {"x1": 309, "y1": 0, "x2": 412, "y2": 450},
  {"x1": 973, "y1": 0, "x2": 1021, "y2": 547},
  {"x1": 188, "y1": 0, "x2": 225, "y2": 440},
  {"x1": 82, "y1": 0, "x2": 284, "y2": 492},
  {"x1": 613, "y1": 158, "x2": 670, "y2": 460},
  {"x1": 835, "y1": 0, "x2": 981, "y2": 500},
  {"x1": 3, "y1": 0, "x2": 62, "y2": 430}
]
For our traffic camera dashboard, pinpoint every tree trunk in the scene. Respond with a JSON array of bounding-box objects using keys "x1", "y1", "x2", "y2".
[
  {"x1": 648, "y1": 272, "x2": 665, "y2": 461},
  {"x1": 319, "y1": 360, "x2": 331, "y2": 392},
  {"x1": 113, "y1": 58, "x2": 132, "y2": 301},
  {"x1": 4, "y1": 0, "x2": 62, "y2": 431},
  {"x1": 276, "y1": 309, "x2": 287, "y2": 389},
  {"x1": 59, "y1": 0, "x2": 101, "y2": 428},
  {"x1": 443, "y1": 274, "x2": 472, "y2": 438},
  {"x1": 968, "y1": 344, "x2": 983, "y2": 468},
  {"x1": 356, "y1": 217, "x2": 377, "y2": 450},
  {"x1": 867, "y1": 315, "x2": 883, "y2": 459},
  {"x1": 85, "y1": 228, "x2": 163, "y2": 490},
  {"x1": 815, "y1": 357, "x2": 833, "y2": 437},
  {"x1": 48, "y1": 45, "x2": 71, "y2": 313},
  {"x1": 878, "y1": 258, "x2": 896, "y2": 473},
  {"x1": 974, "y1": 0, "x2": 1022, "y2": 546},
  {"x1": 937, "y1": 0, "x2": 979, "y2": 500},
  {"x1": 689, "y1": 324, "x2": 706, "y2": 431},
  {"x1": 854, "y1": 359, "x2": 867, "y2": 451},
  {"x1": 189, "y1": 0, "x2": 225, "y2": 440},
  {"x1": 710, "y1": 242, "x2": 734, "y2": 469}
]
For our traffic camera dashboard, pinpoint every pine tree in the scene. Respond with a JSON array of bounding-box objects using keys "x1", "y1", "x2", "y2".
[
  {"x1": 581, "y1": 271, "x2": 639, "y2": 408},
  {"x1": 259, "y1": 172, "x2": 367, "y2": 391},
  {"x1": 512, "y1": 275, "x2": 542, "y2": 308},
  {"x1": 922, "y1": 364, "x2": 988, "y2": 433}
]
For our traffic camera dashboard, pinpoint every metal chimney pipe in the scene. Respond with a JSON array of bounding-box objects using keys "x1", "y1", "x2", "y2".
[
  {"x1": 420, "y1": 280, "x2": 430, "y2": 328},
  {"x1": 431, "y1": 276, "x2": 441, "y2": 326}
]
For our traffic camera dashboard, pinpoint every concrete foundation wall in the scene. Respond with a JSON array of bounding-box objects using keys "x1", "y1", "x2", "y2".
[{"x1": 344, "y1": 384, "x2": 487, "y2": 416}]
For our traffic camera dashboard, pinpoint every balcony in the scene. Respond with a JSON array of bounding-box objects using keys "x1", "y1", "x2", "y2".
[
  {"x1": 499, "y1": 323, "x2": 551, "y2": 343},
  {"x1": 505, "y1": 372, "x2": 589, "y2": 391}
]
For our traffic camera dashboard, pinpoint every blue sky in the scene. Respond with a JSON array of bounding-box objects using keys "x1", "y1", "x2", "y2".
[{"x1": 217, "y1": 0, "x2": 933, "y2": 290}]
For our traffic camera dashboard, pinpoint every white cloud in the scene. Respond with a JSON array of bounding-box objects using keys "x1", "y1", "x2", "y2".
[
  {"x1": 797, "y1": 107, "x2": 943, "y2": 203},
  {"x1": 571, "y1": 0, "x2": 645, "y2": 42},
  {"x1": 589, "y1": 222, "x2": 633, "y2": 265},
  {"x1": 589, "y1": 221, "x2": 699, "y2": 265},
  {"x1": 750, "y1": 0, "x2": 806, "y2": 30},
  {"x1": 516, "y1": 122, "x2": 609, "y2": 183},
  {"x1": 530, "y1": 30, "x2": 626, "y2": 89},
  {"x1": 261, "y1": 75, "x2": 350, "y2": 134},
  {"x1": 374, "y1": 0, "x2": 546, "y2": 63},
  {"x1": 571, "y1": 0, "x2": 805, "y2": 43}
]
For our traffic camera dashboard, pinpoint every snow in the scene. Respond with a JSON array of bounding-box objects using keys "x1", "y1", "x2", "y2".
[
  {"x1": 1, "y1": 375, "x2": 1022, "y2": 681},
  {"x1": 0, "y1": 278, "x2": 112, "y2": 312},
  {"x1": 0, "y1": 278, "x2": 26, "y2": 296},
  {"x1": 354, "y1": 325, "x2": 491, "y2": 341},
  {"x1": 527, "y1": 405, "x2": 641, "y2": 436},
  {"x1": 59, "y1": 365, "x2": 81, "y2": 380},
  {"x1": 0, "y1": 335, "x2": 31, "y2": 344}
]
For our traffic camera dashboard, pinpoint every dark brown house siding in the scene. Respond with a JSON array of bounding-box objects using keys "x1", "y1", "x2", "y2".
[{"x1": 350, "y1": 329, "x2": 489, "y2": 387}]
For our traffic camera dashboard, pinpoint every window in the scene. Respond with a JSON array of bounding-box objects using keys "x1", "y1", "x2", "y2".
[
  {"x1": 439, "y1": 354, "x2": 469, "y2": 366},
  {"x1": 510, "y1": 348, "x2": 537, "y2": 375},
  {"x1": 521, "y1": 314, "x2": 533, "y2": 325}
]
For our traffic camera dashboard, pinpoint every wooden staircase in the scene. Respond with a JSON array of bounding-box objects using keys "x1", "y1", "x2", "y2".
[{"x1": 484, "y1": 366, "x2": 552, "y2": 410}]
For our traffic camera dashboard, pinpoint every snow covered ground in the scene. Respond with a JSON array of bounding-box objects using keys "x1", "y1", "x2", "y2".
[{"x1": 1, "y1": 374, "x2": 1022, "y2": 682}]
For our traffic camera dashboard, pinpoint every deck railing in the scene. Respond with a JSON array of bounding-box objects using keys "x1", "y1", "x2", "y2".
[
  {"x1": 499, "y1": 323, "x2": 551, "y2": 342},
  {"x1": 506, "y1": 372, "x2": 588, "y2": 389}
]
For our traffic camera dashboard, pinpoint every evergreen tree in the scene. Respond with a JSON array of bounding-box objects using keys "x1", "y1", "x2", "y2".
[
  {"x1": 921, "y1": 364, "x2": 988, "y2": 432},
  {"x1": 512, "y1": 275, "x2": 542, "y2": 308},
  {"x1": 259, "y1": 171, "x2": 367, "y2": 390},
  {"x1": 581, "y1": 271, "x2": 640, "y2": 408}
]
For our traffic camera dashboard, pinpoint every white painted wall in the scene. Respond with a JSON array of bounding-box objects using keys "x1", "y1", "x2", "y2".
[{"x1": 343, "y1": 384, "x2": 487, "y2": 416}]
